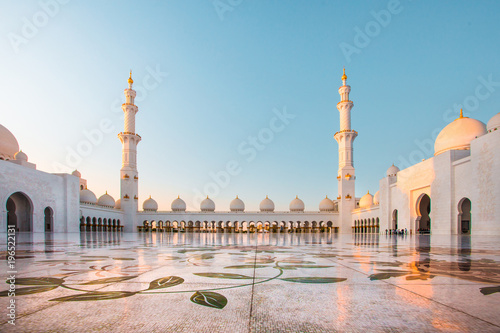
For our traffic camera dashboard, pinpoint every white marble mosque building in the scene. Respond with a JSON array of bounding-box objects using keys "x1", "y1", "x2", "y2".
[{"x1": 1, "y1": 70, "x2": 499, "y2": 235}]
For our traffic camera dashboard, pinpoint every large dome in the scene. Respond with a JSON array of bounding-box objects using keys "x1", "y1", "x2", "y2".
[
  {"x1": 434, "y1": 112, "x2": 487, "y2": 156},
  {"x1": 143, "y1": 196, "x2": 158, "y2": 211},
  {"x1": 319, "y1": 196, "x2": 335, "y2": 212},
  {"x1": 359, "y1": 191, "x2": 373, "y2": 209},
  {"x1": 80, "y1": 189, "x2": 97, "y2": 205},
  {"x1": 97, "y1": 192, "x2": 115, "y2": 208},
  {"x1": 115, "y1": 198, "x2": 121, "y2": 209},
  {"x1": 171, "y1": 196, "x2": 186, "y2": 212},
  {"x1": 200, "y1": 196, "x2": 215, "y2": 212},
  {"x1": 0, "y1": 124, "x2": 20, "y2": 160},
  {"x1": 260, "y1": 196, "x2": 275, "y2": 212},
  {"x1": 487, "y1": 112, "x2": 500, "y2": 132},
  {"x1": 289, "y1": 196, "x2": 304, "y2": 212},
  {"x1": 230, "y1": 196, "x2": 245, "y2": 212},
  {"x1": 386, "y1": 164, "x2": 400, "y2": 177},
  {"x1": 373, "y1": 191, "x2": 380, "y2": 205}
]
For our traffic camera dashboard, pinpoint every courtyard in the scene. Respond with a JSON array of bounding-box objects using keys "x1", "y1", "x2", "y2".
[{"x1": 1, "y1": 232, "x2": 500, "y2": 332}]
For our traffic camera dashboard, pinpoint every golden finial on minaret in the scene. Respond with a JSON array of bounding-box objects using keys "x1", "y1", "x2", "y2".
[
  {"x1": 128, "y1": 70, "x2": 133, "y2": 84},
  {"x1": 341, "y1": 67, "x2": 347, "y2": 81}
]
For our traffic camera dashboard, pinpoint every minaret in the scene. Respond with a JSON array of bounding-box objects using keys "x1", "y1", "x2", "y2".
[
  {"x1": 334, "y1": 68, "x2": 357, "y2": 233},
  {"x1": 118, "y1": 71, "x2": 141, "y2": 231}
]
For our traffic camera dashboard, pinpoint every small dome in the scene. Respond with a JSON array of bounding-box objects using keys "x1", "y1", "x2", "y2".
[
  {"x1": 72, "y1": 170, "x2": 81, "y2": 178},
  {"x1": 289, "y1": 196, "x2": 304, "y2": 212},
  {"x1": 487, "y1": 112, "x2": 500, "y2": 132},
  {"x1": 14, "y1": 150, "x2": 27, "y2": 161},
  {"x1": 171, "y1": 196, "x2": 186, "y2": 212},
  {"x1": 434, "y1": 113, "x2": 487, "y2": 156},
  {"x1": 373, "y1": 191, "x2": 380, "y2": 205},
  {"x1": 319, "y1": 196, "x2": 335, "y2": 212},
  {"x1": 0, "y1": 124, "x2": 20, "y2": 160},
  {"x1": 260, "y1": 196, "x2": 275, "y2": 212},
  {"x1": 200, "y1": 196, "x2": 215, "y2": 212},
  {"x1": 359, "y1": 191, "x2": 374, "y2": 209},
  {"x1": 98, "y1": 192, "x2": 115, "y2": 208},
  {"x1": 386, "y1": 164, "x2": 400, "y2": 177},
  {"x1": 80, "y1": 188, "x2": 97, "y2": 205},
  {"x1": 143, "y1": 196, "x2": 158, "y2": 211},
  {"x1": 230, "y1": 196, "x2": 245, "y2": 212},
  {"x1": 115, "y1": 198, "x2": 121, "y2": 209}
]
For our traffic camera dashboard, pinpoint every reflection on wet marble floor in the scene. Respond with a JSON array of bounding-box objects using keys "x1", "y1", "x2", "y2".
[{"x1": 1, "y1": 232, "x2": 500, "y2": 332}]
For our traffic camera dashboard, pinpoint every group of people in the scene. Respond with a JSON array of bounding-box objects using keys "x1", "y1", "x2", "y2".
[{"x1": 385, "y1": 228, "x2": 408, "y2": 235}]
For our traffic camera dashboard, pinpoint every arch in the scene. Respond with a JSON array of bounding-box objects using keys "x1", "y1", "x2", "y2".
[
  {"x1": 44, "y1": 207, "x2": 53, "y2": 232},
  {"x1": 249, "y1": 221, "x2": 256, "y2": 233},
  {"x1": 458, "y1": 198, "x2": 471, "y2": 234},
  {"x1": 416, "y1": 194, "x2": 431, "y2": 234},
  {"x1": 85, "y1": 216, "x2": 91, "y2": 231},
  {"x1": 392, "y1": 209, "x2": 398, "y2": 230},
  {"x1": 6, "y1": 192, "x2": 33, "y2": 232},
  {"x1": 257, "y1": 221, "x2": 264, "y2": 232},
  {"x1": 151, "y1": 220, "x2": 157, "y2": 230}
]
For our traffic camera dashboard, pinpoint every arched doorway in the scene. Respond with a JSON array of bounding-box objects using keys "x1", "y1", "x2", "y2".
[
  {"x1": 6, "y1": 192, "x2": 33, "y2": 232},
  {"x1": 416, "y1": 194, "x2": 431, "y2": 233},
  {"x1": 392, "y1": 210, "x2": 398, "y2": 230},
  {"x1": 458, "y1": 198, "x2": 471, "y2": 234},
  {"x1": 44, "y1": 207, "x2": 53, "y2": 232}
]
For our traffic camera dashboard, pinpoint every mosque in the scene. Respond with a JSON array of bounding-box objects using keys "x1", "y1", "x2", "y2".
[{"x1": 1, "y1": 70, "x2": 499, "y2": 235}]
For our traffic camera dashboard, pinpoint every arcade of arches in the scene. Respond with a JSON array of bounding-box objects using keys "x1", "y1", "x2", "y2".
[
  {"x1": 353, "y1": 218, "x2": 380, "y2": 233},
  {"x1": 80, "y1": 216, "x2": 123, "y2": 232},
  {"x1": 139, "y1": 220, "x2": 337, "y2": 233}
]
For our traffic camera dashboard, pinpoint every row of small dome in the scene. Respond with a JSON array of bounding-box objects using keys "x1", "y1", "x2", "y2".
[
  {"x1": 80, "y1": 189, "x2": 338, "y2": 212},
  {"x1": 358, "y1": 190, "x2": 380, "y2": 209}
]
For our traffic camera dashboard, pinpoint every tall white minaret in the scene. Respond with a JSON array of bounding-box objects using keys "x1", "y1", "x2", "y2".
[
  {"x1": 334, "y1": 68, "x2": 357, "y2": 233},
  {"x1": 118, "y1": 71, "x2": 141, "y2": 231}
]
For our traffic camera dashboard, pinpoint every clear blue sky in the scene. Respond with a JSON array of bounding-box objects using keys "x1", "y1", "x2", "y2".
[{"x1": 1, "y1": 0, "x2": 500, "y2": 211}]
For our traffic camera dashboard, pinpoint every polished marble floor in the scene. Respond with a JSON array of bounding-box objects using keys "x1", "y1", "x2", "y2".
[{"x1": 1, "y1": 232, "x2": 500, "y2": 332}]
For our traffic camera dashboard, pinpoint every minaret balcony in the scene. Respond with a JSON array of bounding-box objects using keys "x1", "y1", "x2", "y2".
[
  {"x1": 334, "y1": 129, "x2": 358, "y2": 135},
  {"x1": 118, "y1": 132, "x2": 142, "y2": 138}
]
